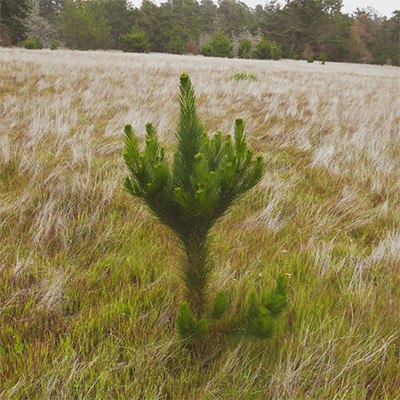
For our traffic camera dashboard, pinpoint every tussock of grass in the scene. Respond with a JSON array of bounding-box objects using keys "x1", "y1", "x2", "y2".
[{"x1": 0, "y1": 48, "x2": 399, "y2": 399}]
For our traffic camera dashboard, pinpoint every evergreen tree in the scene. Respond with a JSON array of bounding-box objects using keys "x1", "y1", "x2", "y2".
[
  {"x1": 253, "y1": 36, "x2": 282, "y2": 60},
  {"x1": 59, "y1": 0, "x2": 113, "y2": 50},
  {"x1": 0, "y1": 0, "x2": 27, "y2": 45},
  {"x1": 238, "y1": 38, "x2": 252, "y2": 58},
  {"x1": 371, "y1": 28, "x2": 387, "y2": 65},
  {"x1": 201, "y1": 33, "x2": 233, "y2": 57},
  {"x1": 96, "y1": 0, "x2": 135, "y2": 49},
  {"x1": 199, "y1": 0, "x2": 218, "y2": 35},
  {"x1": 120, "y1": 25, "x2": 149, "y2": 53},
  {"x1": 387, "y1": 11, "x2": 400, "y2": 66},
  {"x1": 216, "y1": 0, "x2": 252, "y2": 36}
]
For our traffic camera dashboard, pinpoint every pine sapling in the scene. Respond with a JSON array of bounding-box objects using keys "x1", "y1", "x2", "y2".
[
  {"x1": 211, "y1": 290, "x2": 229, "y2": 320},
  {"x1": 176, "y1": 302, "x2": 206, "y2": 342},
  {"x1": 244, "y1": 291, "x2": 275, "y2": 339},
  {"x1": 124, "y1": 73, "x2": 287, "y2": 341},
  {"x1": 244, "y1": 273, "x2": 287, "y2": 339}
]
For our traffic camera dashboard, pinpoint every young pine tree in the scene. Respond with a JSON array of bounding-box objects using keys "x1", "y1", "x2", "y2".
[{"x1": 124, "y1": 73, "x2": 286, "y2": 340}]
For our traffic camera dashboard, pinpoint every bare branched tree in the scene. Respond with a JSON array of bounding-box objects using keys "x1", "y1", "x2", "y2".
[{"x1": 21, "y1": 0, "x2": 56, "y2": 47}]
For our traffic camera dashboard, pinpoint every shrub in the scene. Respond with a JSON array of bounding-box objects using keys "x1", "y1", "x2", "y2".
[
  {"x1": 318, "y1": 53, "x2": 327, "y2": 64},
  {"x1": 24, "y1": 36, "x2": 39, "y2": 49},
  {"x1": 270, "y1": 41, "x2": 282, "y2": 60},
  {"x1": 252, "y1": 37, "x2": 282, "y2": 60},
  {"x1": 201, "y1": 33, "x2": 233, "y2": 58},
  {"x1": 50, "y1": 40, "x2": 58, "y2": 50},
  {"x1": 371, "y1": 56, "x2": 385, "y2": 65},
  {"x1": 252, "y1": 37, "x2": 271, "y2": 59},
  {"x1": 307, "y1": 57, "x2": 314, "y2": 63},
  {"x1": 238, "y1": 39, "x2": 252, "y2": 59},
  {"x1": 228, "y1": 72, "x2": 257, "y2": 81},
  {"x1": 120, "y1": 26, "x2": 149, "y2": 53},
  {"x1": 123, "y1": 73, "x2": 287, "y2": 343},
  {"x1": 186, "y1": 42, "x2": 198, "y2": 55},
  {"x1": 293, "y1": 54, "x2": 300, "y2": 61},
  {"x1": 167, "y1": 37, "x2": 186, "y2": 55}
]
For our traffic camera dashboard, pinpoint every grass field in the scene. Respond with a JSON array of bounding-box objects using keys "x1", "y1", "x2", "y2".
[{"x1": 0, "y1": 48, "x2": 399, "y2": 399}]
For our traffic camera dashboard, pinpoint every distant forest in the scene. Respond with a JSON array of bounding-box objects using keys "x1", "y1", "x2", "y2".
[{"x1": 1, "y1": 0, "x2": 399, "y2": 65}]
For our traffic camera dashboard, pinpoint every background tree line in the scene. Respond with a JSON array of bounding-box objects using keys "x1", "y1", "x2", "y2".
[{"x1": 0, "y1": 0, "x2": 398, "y2": 65}]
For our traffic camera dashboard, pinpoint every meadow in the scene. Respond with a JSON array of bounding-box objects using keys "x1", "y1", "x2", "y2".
[{"x1": 0, "y1": 48, "x2": 399, "y2": 399}]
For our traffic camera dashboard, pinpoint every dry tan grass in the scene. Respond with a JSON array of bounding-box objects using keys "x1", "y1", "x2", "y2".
[{"x1": 0, "y1": 48, "x2": 399, "y2": 399}]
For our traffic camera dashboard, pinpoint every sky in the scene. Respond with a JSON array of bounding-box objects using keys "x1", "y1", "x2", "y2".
[
  {"x1": 340, "y1": 0, "x2": 398, "y2": 16},
  {"x1": 129, "y1": 0, "x2": 399, "y2": 17}
]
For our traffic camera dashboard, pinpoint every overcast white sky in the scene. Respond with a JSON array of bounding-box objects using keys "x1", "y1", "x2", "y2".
[
  {"x1": 129, "y1": 0, "x2": 399, "y2": 17},
  {"x1": 339, "y1": 0, "x2": 398, "y2": 16}
]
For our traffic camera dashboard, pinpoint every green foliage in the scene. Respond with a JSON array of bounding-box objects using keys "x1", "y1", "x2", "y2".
[
  {"x1": 211, "y1": 290, "x2": 228, "y2": 319},
  {"x1": 261, "y1": 274, "x2": 287, "y2": 317},
  {"x1": 244, "y1": 291, "x2": 274, "y2": 339},
  {"x1": 244, "y1": 275, "x2": 287, "y2": 339},
  {"x1": 371, "y1": 29, "x2": 386, "y2": 66},
  {"x1": 176, "y1": 302, "x2": 206, "y2": 342},
  {"x1": 318, "y1": 53, "x2": 327, "y2": 64},
  {"x1": 167, "y1": 37, "x2": 186, "y2": 55},
  {"x1": 24, "y1": 36, "x2": 39, "y2": 49},
  {"x1": 50, "y1": 40, "x2": 57, "y2": 50},
  {"x1": 99, "y1": 0, "x2": 135, "y2": 49},
  {"x1": 228, "y1": 72, "x2": 257, "y2": 81},
  {"x1": 120, "y1": 25, "x2": 149, "y2": 53},
  {"x1": 59, "y1": 0, "x2": 113, "y2": 50},
  {"x1": 386, "y1": 11, "x2": 400, "y2": 66},
  {"x1": 307, "y1": 57, "x2": 314, "y2": 63},
  {"x1": 238, "y1": 39, "x2": 252, "y2": 59},
  {"x1": 124, "y1": 73, "x2": 263, "y2": 319},
  {"x1": 252, "y1": 37, "x2": 282, "y2": 60},
  {"x1": 123, "y1": 73, "x2": 287, "y2": 344},
  {"x1": 271, "y1": 41, "x2": 282, "y2": 60},
  {"x1": 216, "y1": 0, "x2": 252, "y2": 36},
  {"x1": 201, "y1": 33, "x2": 233, "y2": 58},
  {"x1": 1, "y1": 0, "x2": 27, "y2": 45},
  {"x1": 371, "y1": 57, "x2": 386, "y2": 66},
  {"x1": 293, "y1": 54, "x2": 300, "y2": 60}
]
